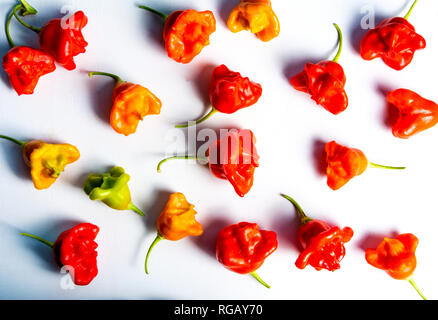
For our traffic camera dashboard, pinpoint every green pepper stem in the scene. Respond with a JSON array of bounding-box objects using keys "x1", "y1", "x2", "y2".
[
  {"x1": 175, "y1": 108, "x2": 218, "y2": 128},
  {"x1": 157, "y1": 155, "x2": 203, "y2": 173},
  {"x1": 368, "y1": 162, "x2": 406, "y2": 170},
  {"x1": 249, "y1": 271, "x2": 271, "y2": 289},
  {"x1": 145, "y1": 233, "x2": 164, "y2": 274},
  {"x1": 18, "y1": 0, "x2": 38, "y2": 16},
  {"x1": 404, "y1": 0, "x2": 419, "y2": 20},
  {"x1": 88, "y1": 72, "x2": 123, "y2": 84},
  {"x1": 138, "y1": 5, "x2": 168, "y2": 20},
  {"x1": 12, "y1": 6, "x2": 40, "y2": 33},
  {"x1": 21, "y1": 233, "x2": 54, "y2": 248},
  {"x1": 281, "y1": 194, "x2": 312, "y2": 225},
  {"x1": 332, "y1": 23, "x2": 343, "y2": 63},
  {"x1": 407, "y1": 277, "x2": 427, "y2": 300},
  {"x1": 5, "y1": 4, "x2": 22, "y2": 48},
  {"x1": 0, "y1": 134, "x2": 26, "y2": 147},
  {"x1": 128, "y1": 203, "x2": 145, "y2": 216}
]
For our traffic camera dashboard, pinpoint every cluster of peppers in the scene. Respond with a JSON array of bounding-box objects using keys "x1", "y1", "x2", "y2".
[{"x1": 0, "y1": 0, "x2": 433, "y2": 299}]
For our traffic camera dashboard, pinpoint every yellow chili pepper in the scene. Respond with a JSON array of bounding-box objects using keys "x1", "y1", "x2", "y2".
[
  {"x1": 227, "y1": 0, "x2": 280, "y2": 42},
  {"x1": 145, "y1": 192, "x2": 203, "y2": 274}
]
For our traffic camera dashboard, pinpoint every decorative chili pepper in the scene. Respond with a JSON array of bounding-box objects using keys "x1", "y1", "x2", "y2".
[
  {"x1": 2, "y1": 1, "x2": 56, "y2": 95},
  {"x1": 175, "y1": 64, "x2": 262, "y2": 128},
  {"x1": 281, "y1": 194, "x2": 353, "y2": 271},
  {"x1": 365, "y1": 233, "x2": 426, "y2": 300},
  {"x1": 325, "y1": 140, "x2": 405, "y2": 190},
  {"x1": 360, "y1": 0, "x2": 425, "y2": 70},
  {"x1": 144, "y1": 192, "x2": 203, "y2": 274},
  {"x1": 88, "y1": 72, "x2": 162, "y2": 136},
  {"x1": 289, "y1": 23, "x2": 348, "y2": 115},
  {"x1": 227, "y1": 0, "x2": 280, "y2": 42},
  {"x1": 21, "y1": 223, "x2": 99, "y2": 286},
  {"x1": 0, "y1": 134, "x2": 80, "y2": 190},
  {"x1": 83, "y1": 166, "x2": 144, "y2": 216},
  {"x1": 138, "y1": 4, "x2": 216, "y2": 64},
  {"x1": 157, "y1": 129, "x2": 259, "y2": 197},
  {"x1": 387, "y1": 89, "x2": 438, "y2": 139},
  {"x1": 216, "y1": 222, "x2": 277, "y2": 288}
]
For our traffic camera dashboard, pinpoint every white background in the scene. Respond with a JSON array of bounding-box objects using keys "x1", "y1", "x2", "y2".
[{"x1": 0, "y1": 0, "x2": 438, "y2": 300}]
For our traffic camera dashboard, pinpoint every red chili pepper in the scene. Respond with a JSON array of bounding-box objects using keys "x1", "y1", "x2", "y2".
[
  {"x1": 21, "y1": 223, "x2": 99, "y2": 286},
  {"x1": 138, "y1": 5, "x2": 216, "y2": 64},
  {"x1": 176, "y1": 64, "x2": 262, "y2": 128},
  {"x1": 281, "y1": 194, "x2": 353, "y2": 271},
  {"x1": 289, "y1": 23, "x2": 348, "y2": 115},
  {"x1": 365, "y1": 233, "x2": 426, "y2": 300},
  {"x1": 360, "y1": 0, "x2": 425, "y2": 70},
  {"x1": 325, "y1": 141, "x2": 405, "y2": 190},
  {"x1": 157, "y1": 129, "x2": 259, "y2": 197},
  {"x1": 386, "y1": 89, "x2": 438, "y2": 139},
  {"x1": 216, "y1": 222, "x2": 278, "y2": 288}
]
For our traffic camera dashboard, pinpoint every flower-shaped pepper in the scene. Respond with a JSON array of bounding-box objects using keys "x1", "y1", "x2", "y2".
[
  {"x1": 325, "y1": 140, "x2": 405, "y2": 190},
  {"x1": 216, "y1": 222, "x2": 277, "y2": 288},
  {"x1": 89, "y1": 71, "x2": 162, "y2": 136},
  {"x1": 21, "y1": 223, "x2": 99, "y2": 286},
  {"x1": 0, "y1": 134, "x2": 80, "y2": 190},
  {"x1": 138, "y1": 4, "x2": 216, "y2": 64},
  {"x1": 157, "y1": 129, "x2": 259, "y2": 197},
  {"x1": 176, "y1": 64, "x2": 262, "y2": 128},
  {"x1": 387, "y1": 89, "x2": 438, "y2": 139},
  {"x1": 227, "y1": 0, "x2": 280, "y2": 42},
  {"x1": 281, "y1": 194, "x2": 353, "y2": 271},
  {"x1": 145, "y1": 192, "x2": 203, "y2": 274},
  {"x1": 365, "y1": 233, "x2": 426, "y2": 300},
  {"x1": 84, "y1": 166, "x2": 144, "y2": 216},
  {"x1": 360, "y1": 0, "x2": 425, "y2": 70}
]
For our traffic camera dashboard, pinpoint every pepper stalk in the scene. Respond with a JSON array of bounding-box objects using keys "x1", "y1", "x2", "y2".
[
  {"x1": 404, "y1": 0, "x2": 419, "y2": 20},
  {"x1": 281, "y1": 194, "x2": 312, "y2": 225},
  {"x1": 157, "y1": 155, "x2": 207, "y2": 173},
  {"x1": 138, "y1": 5, "x2": 169, "y2": 21},
  {"x1": 332, "y1": 23, "x2": 343, "y2": 63},
  {"x1": 144, "y1": 233, "x2": 164, "y2": 274}
]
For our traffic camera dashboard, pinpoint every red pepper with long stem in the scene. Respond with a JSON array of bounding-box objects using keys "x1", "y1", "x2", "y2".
[
  {"x1": 281, "y1": 194, "x2": 353, "y2": 271},
  {"x1": 289, "y1": 23, "x2": 348, "y2": 115},
  {"x1": 138, "y1": 4, "x2": 216, "y2": 64},
  {"x1": 21, "y1": 223, "x2": 99, "y2": 286}
]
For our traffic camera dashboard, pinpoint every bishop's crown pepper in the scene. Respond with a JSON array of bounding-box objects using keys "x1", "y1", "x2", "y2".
[
  {"x1": 290, "y1": 23, "x2": 348, "y2": 115},
  {"x1": 227, "y1": 0, "x2": 280, "y2": 42},
  {"x1": 216, "y1": 222, "x2": 278, "y2": 288},
  {"x1": 83, "y1": 166, "x2": 144, "y2": 216},
  {"x1": 365, "y1": 233, "x2": 426, "y2": 300},
  {"x1": 157, "y1": 129, "x2": 259, "y2": 197},
  {"x1": 88, "y1": 71, "x2": 162, "y2": 136},
  {"x1": 144, "y1": 192, "x2": 203, "y2": 274},
  {"x1": 175, "y1": 64, "x2": 262, "y2": 128},
  {"x1": 281, "y1": 194, "x2": 353, "y2": 271},
  {"x1": 360, "y1": 0, "x2": 425, "y2": 70},
  {"x1": 325, "y1": 141, "x2": 405, "y2": 190},
  {"x1": 2, "y1": 1, "x2": 56, "y2": 95},
  {"x1": 138, "y1": 4, "x2": 216, "y2": 64},
  {"x1": 21, "y1": 223, "x2": 99, "y2": 286},
  {"x1": 0, "y1": 134, "x2": 79, "y2": 190},
  {"x1": 387, "y1": 89, "x2": 438, "y2": 139}
]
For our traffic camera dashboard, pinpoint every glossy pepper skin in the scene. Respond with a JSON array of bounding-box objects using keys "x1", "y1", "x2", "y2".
[
  {"x1": 39, "y1": 11, "x2": 88, "y2": 70},
  {"x1": 387, "y1": 89, "x2": 438, "y2": 139},
  {"x1": 227, "y1": 0, "x2": 280, "y2": 42},
  {"x1": 282, "y1": 195, "x2": 353, "y2": 271},
  {"x1": 21, "y1": 223, "x2": 99, "y2": 286},
  {"x1": 145, "y1": 192, "x2": 203, "y2": 274},
  {"x1": 84, "y1": 166, "x2": 144, "y2": 216}
]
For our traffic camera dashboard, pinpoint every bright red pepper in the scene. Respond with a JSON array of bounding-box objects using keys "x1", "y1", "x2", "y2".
[
  {"x1": 387, "y1": 89, "x2": 438, "y2": 139},
  {"x1": 139, "y1": 5, "x2": 216, "y2": 64},
  {"x1": 289, "y1": 24, "x2": 348, "y2": 115},
  {"x1": 21, "y1": 223, "x2": 99, "y2": 286},
  {"x1": 157, "y1": 129, "x2": 259, "y2": 197},
  {"x1": 39, "y1": 11, "x2": 88, "y2": 70},
  {"x1": 360, "y1": 1, "x2": 425, "y2": 71},
  {"x1": 282, "y1": 195, "x2": 353, "y2": 271},
  {"x1": 216, "y1": 222, "x2": 277, "y2": 288}
]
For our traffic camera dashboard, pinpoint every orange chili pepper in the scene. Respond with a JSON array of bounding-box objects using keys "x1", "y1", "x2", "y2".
[
  {"x1": 227, "y1": 0, "x2": 280, "y2": 42},
  {"x1": 88, "y1": 71, "x2": 162, "y2": 136},
  {"x1": 144, "y1": 192, "x2": 203, "y2": 274}
]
